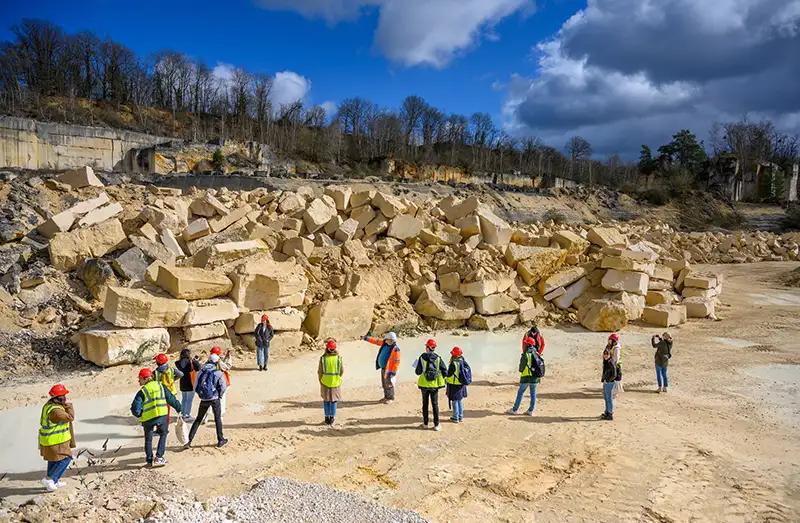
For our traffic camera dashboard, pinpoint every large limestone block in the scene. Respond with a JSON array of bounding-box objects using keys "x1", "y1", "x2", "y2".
[
  {"x1": 473, "y1": 293, "x2": 519, "y2": 315},
  {"x1": 159, "y1": 228, "x2": 186, "y2": 258},
  {"x1": 103, "y1": 287, "x2": 189, "y2": 328},
  {"x1": 387, "y1": 215, "x2": 423, "y2": 240},
  {"x1": 602, "y1": 247, "x2": 656, "y2": 262},
  {"x1": 445, "y1": 196, "x2": 480, "y2": 223},
  {"x1": 139, "y1": 222, "x2": 159, "y2": 243},
  {"x1": 79, "y1": 323, "x2": 169, "y2": 367},
  {"x1": 420, "y1": 224, "x2": 461, "y2": 246},
  {"x1": 58, "y1": 166, "x2": 103, "y2": 189},
  {"x1": 601, "y1": 257, "x2": 655, "y2": 276},
  {"x1": 646, "y1": 290, "x2": 675, "y2": 306},
  {"x1": 351, "y1": 268, "x2": 395, "y2": 304},
  {"x1": 682, "y1": 287, "x2": 719, "y2": 299},
  {"x1": 663, "y1": 258, "x2": 691, "y2": 273},
  {"x1": 578, "y1": 299, "x2": 629, "y2": 332},
  {"x1": 282, "y1": 237, "x2": 315, "y2": 258},
  {"x1": 194, "y1": 240, "x2": 267, "y2": 269},
  {"x1": 324, "y1": 185, "x2": 352, "y2": 211},
  {"x1": 350, "y1": 205, "x2": 376, "y2": 229},
  {"x1": 601, "y1": 269, "x2": 649, "y2": 296},
  {"x1": 335, "y1": 218, "x2": 359, "y2": 242},
  {"x1": 183, "y1": 298, "x2": 239, "y2": 326},
  {"x1": 643, "y1": 305, "x2": 687, "y2": 327},
  {"x1": 552, "y1": 231, "x2": 590, "y2": 255},
  {"x1": 305, "y1": 296, "x2": 374, "y2": 341},
  {"x1": 648, "y1": 279, "x2": 673, "y2": 291},
  {"x1": 233, "y1": 309, "x2": 303, "y2": 333},
  {"x1": 112, "y1": 247, "x2": 150, "y2": 281},
  {"x1": 364, "y1": 212, "x2": 389, "y2": 237},
  {"x1": 38, "y1": 210, "x2": 75, "y2": 239},
  {"x1": 553, "y1": 277, "x2": 590, "y2": 310},
  {"x1": 538, "y1": 266, "x2": 587, "y2": 295},
  {"x1": 184, "y1": 322, "x2": 227, "y2": 343},
  {"x1": 350, "y1": 190, "x2": 376, "y2": 209},
  {"x1": 506, "y1": 244, "x2": 562, "y2": 269},
  {"x1": 468, "y1": 313, "x2": 518, "y2": 331},
  {"x1": 324, "y1": 215, "x2": 344, "y2": 236},
  {"x1": 372, "y1": 192, "x2": 405, "y2": 218},
  {"x1": 77, "y1": 203, "x2": 123, "y2": 228},
  {"x1": 515, "y1": 248, "x2": 567, "y2": 286},
  {"x1": 49, "y1": 219, "x2": 126, "y2": 271},
  {"x1": 183, "y1": 219, "x2": 210, "y2": 241},
  {"x1": 278, "y1": 192, "x2": 306, "y2": 214},
  {"x1": 454, "y1": 215, "x2": 481, "y2": 237},
  {"x1": 156, "y1": 266, "x2": 233, "y2": 300},
  {"x1": 186, "y1": 336, "x2": 233, "y2": 355},
  {"x1": 608, "y1": 291, "x2": 646, "y2": 320},
  {"x1": 477, "y1": 208, "x2": 513, "y2": 245},
  {"x1": 683, "y1": 297, "x2": 715, "y2": 318},
  {"x1": 439, "y1": 272, "x2": 461, "y2": 293},
  {"x1": 209, "y1": 204, "x2": 252, "y2": 233},
  {"x1": 414, "y1": 288, "x2": 475, "y2": 321},
  {"x1": 303, "y1": 198, "x2": 338, "y2": 233},
  {"x1": 652, "y1": 265, "x2": 674, "y2": 282},
  {"x1": 460, "y1": 274, "x2": 514, "y2": 297},
  {"x1": 229, "y1": 258, "x2": 309, "y2": 312},
  {"x1": 69, "y1": 192, "x2": 110, "y2": 216},
  {"x1": 684, "y1": 275, "x2": 718, "y2": 289},
  {"x1": 587, "y1": 227, "x2": 626, "y2": 248}
]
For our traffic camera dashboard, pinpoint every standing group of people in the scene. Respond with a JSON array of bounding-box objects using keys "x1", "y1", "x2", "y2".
[{"x1": 38, "y1": 322, "x2": 675, "y2": 490}]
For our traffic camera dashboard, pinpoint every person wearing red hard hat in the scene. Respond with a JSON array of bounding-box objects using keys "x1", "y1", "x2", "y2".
[
  {"x1": 130, "y1": 367, "x2": 182, "y2": 467},
  {"x1": 507, "y1": 336, "x2": 546, "y2": 416},
  {"x1": 522, "y1": 325, "x2": 545, "y2": 355},
  {"x1": 415, "y1": 339, "x2": 448, "y2": 431},
  {"x1": 445, "y1": 347, "x2": 472, "y2": 423},
  {"x1": 254, "y1": 314, "x2": 274, "y2": 371},
  {"x1": 318, "y1": 339, "x2": 344, "y2": 427},
  {"x1": 39, "y1": 384, "x2": 75, "y2": 492}
]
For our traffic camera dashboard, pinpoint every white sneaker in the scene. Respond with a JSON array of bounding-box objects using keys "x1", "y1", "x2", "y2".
[
  {"x1": 433, "y1": 425, "x2": 441, "y2": 431},
  {"x1": 525, "y1": 410, "x2": 534, "y2": 417},
  {"x1": 56, "y1": 480, "x2": 67, "y2": 487},
  {"x1": 506, "y1": 408, "x2": 518, "y2": 415},
  {"x1": 41, "y1": 478, "x2": 57, "y2": 492},
  {"x1": 420, "y1": 423, "x2": 429, "y2": 429},
  {"x1": 154, "y1": 457, "x2": 167, "y2": 467}
]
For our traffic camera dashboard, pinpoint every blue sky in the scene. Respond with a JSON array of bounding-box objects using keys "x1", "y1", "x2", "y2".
[{"x1": 2, "y1": 0, "x2": 799, "y2": 157}]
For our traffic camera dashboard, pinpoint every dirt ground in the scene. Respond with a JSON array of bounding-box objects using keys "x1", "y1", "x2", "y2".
[{"x1": 2, "y1": 262, "x2": 800, "y2": 522}]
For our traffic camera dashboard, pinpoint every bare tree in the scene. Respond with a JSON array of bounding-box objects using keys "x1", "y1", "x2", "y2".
[{"x1": 400, "y1": 95, "x2": 426, "y2": 153}]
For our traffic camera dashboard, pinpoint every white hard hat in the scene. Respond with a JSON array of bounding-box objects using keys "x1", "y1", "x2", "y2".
[{"x1": 386, "y1": 332, "x2": 397, "y2": 341}]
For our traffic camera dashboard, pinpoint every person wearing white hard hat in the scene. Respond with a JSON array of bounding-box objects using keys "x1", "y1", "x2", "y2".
[{"x1": 363, "y1": 331, "x2": 400, "y2": 403}]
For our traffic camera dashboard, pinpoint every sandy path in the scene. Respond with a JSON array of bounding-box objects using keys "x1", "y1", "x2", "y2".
[{"x1": 2, "y1": 262, "x2": 800, "y2": 523}]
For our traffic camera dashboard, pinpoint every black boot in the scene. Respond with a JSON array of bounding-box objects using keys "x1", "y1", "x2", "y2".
[
  {"x1": 600, "y1": 412, "x2": 610, "y2": 420},
  {"x1": 324, "y1": 416, "x2": 331, "y2": 425}
]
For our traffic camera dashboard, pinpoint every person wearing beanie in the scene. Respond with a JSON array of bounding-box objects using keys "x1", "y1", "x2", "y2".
[
  {"x1": 363, "y1": 331, "x2": 400, "y2": 404},
  {"x1": 415, "y1": 339, "x2": 448, "y2": 431},
  {"x1": 130, "y1": 368, "x2": 182, "y2": 466},
  {"x1": 318, "y1": 339, "x2": 344, "y2": 427},
  {"x1": 39, "y1": 384, "x2": 76, "y2": 491},
  {"x1": 186, "y1": 353, "x2": 228, "y2": 448},
  {"x1": 254, "y1": 314, "x2": 274, "y2": 371}
]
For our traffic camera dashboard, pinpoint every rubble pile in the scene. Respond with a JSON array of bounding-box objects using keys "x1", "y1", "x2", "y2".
[{"x1": 2, "y1": 165, "x2": 789, "y2": 372}]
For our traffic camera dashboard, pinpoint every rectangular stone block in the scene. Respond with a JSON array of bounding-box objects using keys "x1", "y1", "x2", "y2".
[
  {"x1": 38, "y1": 210, "x2": 75, "y2": 238},
  {"x1": 156, "y1": 266, "x2": 233, "y2": 300},
  {"x1": 683, "y1": 297, "x2": 715, "y2": 318},
  {"x1": 79, "y1": 323, "x2": 169, "y2": 367},
  {"x1": 183, "y1": 298, "x2": 240, "y2": 326},
  {"x1": 601, "y1": 269, "x2": 649, "y2": 296},
  {"x1": 209, "y1": 204, "x2": 252, "y2": 233},
  {"x1": 77, "y1": 203, "x2": 122, "y2": 228},
  {"x1": 304, "y1": 296, "x2": 374, "y2": 341},
  {"x1": 102, "y1": 287, "x2": 189, "y2": 328},
  {"x1": 553, "y1": 277, "x2": 590, "y2": 309},
  {"x1": 642, "y1": 305, "x2": 687, "y2": 327},
  {"x1": 184, "y1": 322, "x2": 227, "y2": 343},
  {"x1": 684, "y1": 275, "x2": 717, "y2": 289},
  {"x1": 183, "y1": 219, "x2": 210, "y2": 241},
  {"x1": 160, "y1": 228, "x2": 186, "y2": 258}
]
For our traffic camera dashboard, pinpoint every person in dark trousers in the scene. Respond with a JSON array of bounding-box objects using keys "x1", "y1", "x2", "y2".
[
  {"x1": 130, "y1": 368, "x2": 182, "y2": 467},
  {"x1": 175, "y1": 349, "x2": 201, "y2": 421},
  {"x1": 186, "y1": 353, "x2": 228, "y2": 448},
  {"x1": 415, "y1": 339, "x2": 448, "y2": 431},
  {"x1": 364, "y1": 332, "x2": 400, "y2": 403},
  {"x1": 601, "y1": 346, "x2": 618, "y2": 420},
  {"x1": 254, "y1": 314, "x2": 274, "y2": 371},
  {"x1": 445, "y1": 347, "x2": 468, "y2": 423},
  {"x1": 507, "y1": 336, "x2": 543, "y2": 416},
  {"x1": 652, "y1": 332, "x2": 673, "y2": 393}
]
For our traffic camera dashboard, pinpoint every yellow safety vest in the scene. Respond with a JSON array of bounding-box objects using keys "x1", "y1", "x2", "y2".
[
  {"x1": 156, "y1": 368, "x2": 177, "y2": 394},
  {"x1": 319, "y1": 355, "x2": 342, "y2": 388},
  {"x1": 139, "y1": 380, "x2": 168, "y2": 423},
  {"x1": 417, "y1": 355, "x2": 445, "y2": 388},
  {"x1": 521, "y1": 351, "x2": 535, "y2": 378},
  {"x1": 39, "y1": 403, "x2": 71, "y2": 447},
  {"x1": 444, "y1": 359, "x2": 462, "y2": 385}
]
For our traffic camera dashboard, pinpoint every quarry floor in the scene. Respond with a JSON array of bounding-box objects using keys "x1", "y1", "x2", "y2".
[{"x1": 1, "y1": 262, "x2": 800, "y2": 523}]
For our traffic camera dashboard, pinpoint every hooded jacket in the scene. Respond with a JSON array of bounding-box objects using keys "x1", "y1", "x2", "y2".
[
  {"x1": 194, "y1": 361, "x2": 228, "y2": 400},
  {"x1": 652, "y1": 337, "x2": 673, "y2": 368},
  {"x1": 415, "y1": 351, "x2": 448, "y2": 390}
]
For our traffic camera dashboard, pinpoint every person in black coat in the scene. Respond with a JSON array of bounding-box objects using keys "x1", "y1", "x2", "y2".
[
  {"x1": 254, "y1": 314, "x2": 275, "y2": 371},
  {"x1": 445, "y1": 347, "x2": 469, "y2": 423}
]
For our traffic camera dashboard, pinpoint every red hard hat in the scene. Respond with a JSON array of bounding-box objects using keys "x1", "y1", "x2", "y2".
[
  {"x1": 326, "y1": 339, "x2": 337, "y2": 350},
  {"x1": 450, "y1": 347, "x2": 463, "y2": 357},
  {"x1": 524, "y1": 336, "x2": 535, "y2": 346},
  {"x1": 138, "y1": 368, "x2": 153, "y2": 379},
  {"x1": 154, "y1": 353, "x2": 168, "y2": 365},
  {"x1": 609, "y1": 334, "x2": 619, "y2": 342},
  {"x1": 262, "y1": 314, "x2": 269, "y2": 322},
  {"x1": 210, "y1": 346, "x2": 222, "y2": 355},
  {"x1": 425, "y1": 339, "x2": 437, "y2": 349},
  {"x1": 48, "y1": 384, "x2": 69, "y2": 397}
]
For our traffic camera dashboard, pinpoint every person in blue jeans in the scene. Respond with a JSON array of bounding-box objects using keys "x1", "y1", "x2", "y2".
[
  {"x1": 601, "y1": 347, "x2": 618, "y2": 420},
  {"x1": 445, "y1": 347, "x2": 468, "y2": 423},
  {"x1": 652, "y1": 332, "x2": 673, "y2": 393},
  {"x1": 507, "y1": 336, "x2": 543, "y2": 416},
  {"x1": 254, "y1": 315, "x2": 274, "y2": 371},
  {"x1": 130, "y1": 368, "x2": 182, "y2": 466}
]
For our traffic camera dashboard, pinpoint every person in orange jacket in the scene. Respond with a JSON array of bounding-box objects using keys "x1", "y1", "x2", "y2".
[{"x1": 363, "y1": 332, "x2": 400, "y2": 403}]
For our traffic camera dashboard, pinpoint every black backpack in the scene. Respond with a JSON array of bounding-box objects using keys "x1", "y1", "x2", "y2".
[
  {"x1": 424, "y1": 355, "x2": 441, "y2": 382},
  {"x1": 527, "y1": 350, "x2": 546, "y2": 378}
]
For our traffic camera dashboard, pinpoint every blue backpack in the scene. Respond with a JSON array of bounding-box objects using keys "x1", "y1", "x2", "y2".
[
  {"x1": 458, "y1": 359, "x2": 473, "y2": 385},
  {"x1": 195, "y1": 370, "x2": 216, "y2": 400}
]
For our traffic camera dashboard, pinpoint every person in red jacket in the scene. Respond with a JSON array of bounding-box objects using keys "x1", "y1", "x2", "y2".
[
  {"x1": 522, "y1": 325, "x2": 545, "y2": 355},
  {"x1": 363, "y1": 332, "x2": 400, "y2": 403}
]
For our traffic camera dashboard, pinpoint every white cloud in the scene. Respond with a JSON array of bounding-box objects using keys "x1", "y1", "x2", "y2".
[
  {"x1": 212, "y1": 62, "x2": 235, "y2": 81},
  {"x1": 270, "y1": 71, "x2": 311, "y2": 108},
  {"x1": 254, "y1": 0, "x2": 532, "y2": 67},
  {"x1": 320, "y1": 100, "x2": 338, "y2": 118}
]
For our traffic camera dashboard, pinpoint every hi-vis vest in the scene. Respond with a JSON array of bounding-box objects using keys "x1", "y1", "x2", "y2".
[
  {"x1": 39, "y1": 403, "x2": 71, "y2": 447},
  {"x1": 319, "y1": 354, "x2": 342, "y2": 388},
  {"x1": 521, "y1": 351, "x2": 536, "y2": 378},
  {"x1": 445, "y1": 358, "x2": 462, "y2": 386},
  {"x1": 139, "y1": 380, "x2": 168, "y2": 423},
  {"x1": 418, "y1": 355, "x2": 445, "y2": 388},
  {"x1": 156, "y1": 368, "x2": 177, "y2": 394}
]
